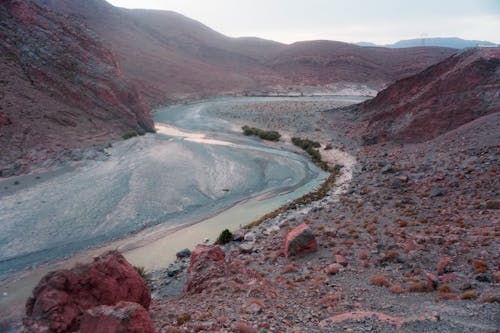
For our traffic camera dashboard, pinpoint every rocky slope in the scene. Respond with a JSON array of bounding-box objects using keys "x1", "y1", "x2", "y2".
[
  {"x1": 358, "y1": 47, "x2": 500, "y2": 143},
  {"x1": 0, "y1": 0, "x2": 154, "y2": 176}
]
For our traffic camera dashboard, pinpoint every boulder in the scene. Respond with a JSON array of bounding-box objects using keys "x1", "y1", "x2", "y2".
[
  {"x1": 176, "y1": 248, "x2": 191, "y2": 259},
  {"x1": 80, "y1": 301, "x2": 155, "y2": 333},
  {"x1": 188, "y1": 245, "x2": 225, "y2": 273},
  {"x1": 283, "y1": 223, "x2": 318, "y2": 258},
  {"x1": 24, "y1": 251, "x2": 151, "y2": 333},
  {"x1": 185, "y1": 245, "x2": 226, "y2": 294}
]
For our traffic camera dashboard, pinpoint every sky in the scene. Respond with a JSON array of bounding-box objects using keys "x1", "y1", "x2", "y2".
[{"x1": 106, "y1": 0, "x2": 500, "y2": 45}]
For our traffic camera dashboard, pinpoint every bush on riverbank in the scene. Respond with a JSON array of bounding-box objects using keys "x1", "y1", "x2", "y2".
[
  {"x1": 242, "y1": 125, "x2": 281, "y2": 141},
  {"x1": 215, "y1": 229, "x2": 233, "y2": 245},
  {"x1": 292, "y1": 137, "x2": 328, "y2": 171}
]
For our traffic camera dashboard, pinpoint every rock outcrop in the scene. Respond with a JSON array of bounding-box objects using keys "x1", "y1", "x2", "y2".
[
  {"x1": 80, "y1": 301, "x2": 155, "y2": 333},
  {"x1": 184, "y1": 245, "x2": 263, "y2": 295},
  {"x1": 23, "y1": 251, "x2": 151, "y2": 333},
  {"x1": 283, "y1": 223, "x2": 318, "y2": 257}
]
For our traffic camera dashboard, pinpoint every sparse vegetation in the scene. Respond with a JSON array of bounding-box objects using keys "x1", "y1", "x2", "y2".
[
  {"x1": 176, "y1": 313, "x2": 191, "y2": 326},
  {"x1": 215, "y1": 228, "x2": 233, "y2": 245},
  {"x1": 291, "y1": 137, "x2": 328, "y2": 170},
  {"x1": 461, "y1": 290, "x2": 479, "y2": 300},
  {"x1": 242, "y1": 125, "x2": 281, "y2": 141},
  {"x1": 133, "y1": 265, "x2": 151, "y2": 285},
  {"x1": 122, "y1": 130, "x2": 138, "y2": 140},
  {"x1": 245, "y1": 168, "x2": 339, "y2": 229}
]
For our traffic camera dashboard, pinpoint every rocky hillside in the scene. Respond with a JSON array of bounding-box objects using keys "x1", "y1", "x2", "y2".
[
  {"x1": 0, "y1": 0, "x2": 154, "y2": 176},
  {"x1": 359, "y1": 47, "x2": 500, "y2": 143},
  {"x1": 268, "y1": 40, "x2": 454, "y2": 88}
]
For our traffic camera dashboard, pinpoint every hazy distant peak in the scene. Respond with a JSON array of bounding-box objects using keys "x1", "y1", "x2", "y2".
[{"x1": 357, "y1": 37, "x2": 497, "y2": 49}]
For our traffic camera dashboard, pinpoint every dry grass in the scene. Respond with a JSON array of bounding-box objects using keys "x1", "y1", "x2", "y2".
[{"x1": 461, "y1": 290, "x2": 479, "y2": 300}]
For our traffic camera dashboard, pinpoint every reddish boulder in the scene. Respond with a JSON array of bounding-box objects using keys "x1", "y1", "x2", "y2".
[
  {"x1": 184, "y1": 245, "x2": 263, "y2": 295},
  {"x1": 187, "y1": 245, "x2": 225, "y2": 273},
  {"x1": 185, "y1": 245, "x2": 226, "y2": 294},
  {"x1": 24, "y1": 251, "x2": 151, "y2": 333},
  {"x1": 80, "y1": 301, "x2": 155, "y2": 333},
  {"x1": 283, "y1": 223, "x2": 318, "y2": 258}
]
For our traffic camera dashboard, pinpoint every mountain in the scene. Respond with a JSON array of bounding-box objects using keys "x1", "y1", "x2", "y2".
[
  {"x1": 357, "y1": 37, "x2": 497, "y2": 49},
  {"x1": 0, "y1": 0, "x2": 456, "y2": 175},
  {"x1": 0, "y1": 0, "x2": 154, "y2": 176},
  {"x1": 267, "y1": 40, "x2": 454, "y2": 88},
  {"x1": 358, "y1": 47, "x2": 500, "y2": 144},
  {"x1": 387, "y1": 37, "x2": 497, "y2": 49}
]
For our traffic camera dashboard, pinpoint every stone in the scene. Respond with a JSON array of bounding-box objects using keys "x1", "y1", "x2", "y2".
[
  {"x1": 188, "y1": 245, "x2": 225, "y2": 273},
  {"x1": 325, "y1": 263, "x2": 341, "y2": 275},
  {"x1": 244, "y1": 232, "x2": 256, "y2": 242},
  {"x1": 176, "y1": 248, "x2": 191, "y2": 259},
  {"x1": 335, "y1": 255, "x2": 348, "y2": 267},
  {"x1": 232, "y1": 230, "x2": 245, "y2": 241},
  {"x1": 234, "y1": 321, "x2": 258, "y2": 333},
  {"x1": 166, "y1": 263, "x2": 184, "y2": 277},
  {"x1": 430, "y1": 186, "x2": 447, "y2": 197},
  {"x1": 283, "y1": 223, "x2": 318, "y2": 258},
  {"x1": 80, "y1": 301, "x2": 155, "y2": 333},
  {"x1": 23, "y1": 251, "x2": 151, "y2": 333},
  {"x1": 381, "y1": 165, "x2": 395, "y2": 174},
  {"x1": 239, "y1": 243, "x2": 255, "y2": 254}
]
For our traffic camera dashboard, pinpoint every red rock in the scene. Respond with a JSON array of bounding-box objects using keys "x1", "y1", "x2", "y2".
[
  {"x1": 234, "y1": 321, "x2": 257, "y2": 333},
  {"x1": 188, "y1": 245, "x2": 225, "y2": 273},
  {"x1": 24, "y1": 251, "x2": 151, "y2": 333},
  {"x1": 184, "y1": 246, "x2": 263, "y2": 295},
  {"x1": 80, "y1": 301, "x2": 155, "y2": 333},
  {"x1": 325, "y1": 263, "x2": 341, "y2": 275},
  {"x1": 283, "y1": 223, "x2": 318, "y2": 258},
  {"x1": 335, "y1": 255, "x2": 348, "y2": 267}
]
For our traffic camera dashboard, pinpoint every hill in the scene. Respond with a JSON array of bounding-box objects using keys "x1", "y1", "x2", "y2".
[{"x1": 358, "y1": 47, "x2": 500, "y2": 143}]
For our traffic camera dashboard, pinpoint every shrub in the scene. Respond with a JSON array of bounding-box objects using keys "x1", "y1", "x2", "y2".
[
  {"x1": 215, "y1": 229, "x2": 233, "y2": 245},
  {"x1": 242, "y1": 125, "x2": 281, "y2": 141},
  {"x1": 122, "y1": 131, "x2": 138, "y2": 140},
  {"x1": 133, "y1": 265, "x2": 150, "y2": 285},
  {"x1": 176, "y1": 313, "x2": 191, "y2": 326},
  {"x1": 461, "y1": 290, "x2": 479, "y2": 300},
  {"x1": 472, "y1": 259, "x2": 488, "y2": 274}
]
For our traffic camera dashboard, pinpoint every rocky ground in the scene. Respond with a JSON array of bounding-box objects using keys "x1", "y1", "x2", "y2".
[{"x1": 147, "y1": 102, "x2": 499, "y2": 332}]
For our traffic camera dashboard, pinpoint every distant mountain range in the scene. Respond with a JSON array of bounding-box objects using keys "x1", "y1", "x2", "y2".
[{"x1": 356, "y1": 37, "x2": 498, "y2": 49}]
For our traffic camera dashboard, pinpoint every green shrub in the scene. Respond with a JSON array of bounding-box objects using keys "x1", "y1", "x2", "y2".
[
  {"x1": 122, "y1": 131, "x2": 138, "y2": 140},
  {"x1": 215, "y1": 229, "x2": 233, "y2": 245},
  {"x1": 242, "y1": 125, "x2": 281, "y2": 141},
  {"x1": 133, "y1": 265, "x2": 150, "y2": 285}
]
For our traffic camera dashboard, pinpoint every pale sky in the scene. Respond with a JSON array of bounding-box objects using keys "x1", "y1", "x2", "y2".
[{"x1": 106, "y1": 0, "x2": 500, "y2": 44}]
